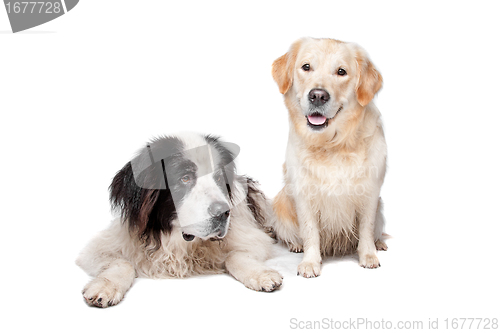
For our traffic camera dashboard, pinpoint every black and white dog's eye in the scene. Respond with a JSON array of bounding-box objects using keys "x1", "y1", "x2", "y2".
[
  {"x1": 337, "y1": 68, "x2": 347, "y2": 76},
  {"x1": 302, "y1": 64, "x2": 310, "y2": 71},
  {"x1": 180, "y1": 175, "x2": 191, "y2": 184}
]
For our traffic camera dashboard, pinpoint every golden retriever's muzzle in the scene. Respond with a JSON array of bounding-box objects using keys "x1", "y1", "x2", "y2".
[
  {"x1": 306, "y1": 88, "x2": 344, "y2": 130},
  {"x1": 307, "y1": 89, "x2": 331, "y2": 130},
  {"x1": 306, "y1": 89, "x2": 327, "y2": 130}
]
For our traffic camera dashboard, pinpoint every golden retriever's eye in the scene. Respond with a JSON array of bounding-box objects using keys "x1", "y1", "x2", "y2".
[
  {"x1": 180, "y1": 175, "x2": 191, "y2": 184},
  {"x1": 302, "y1": 64, "x2": 311, "y2": 71},
  {"x1": 337, "y1": 68, "x2": 347, "y2": 76}
]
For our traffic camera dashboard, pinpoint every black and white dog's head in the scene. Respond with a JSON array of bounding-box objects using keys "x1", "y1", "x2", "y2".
[{"x1": 109, "y1": 133, "x2": 241, "y2": 249}]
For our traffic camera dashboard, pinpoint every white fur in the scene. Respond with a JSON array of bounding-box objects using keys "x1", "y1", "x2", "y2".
[
  {"x1": 76, "y1": 134, "x2": 282, "y2": 307},
  {"x1": 170, "y1": 132, "x2": 230, "y2": 236}
]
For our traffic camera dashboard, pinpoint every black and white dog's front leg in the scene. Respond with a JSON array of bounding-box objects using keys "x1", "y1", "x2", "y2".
[
  {"x1": 82, "y1": 258, "x2": 136, "y2": 308},
  {"x1": 225, "y1": 251, "x2": 283, "y2": 292}
]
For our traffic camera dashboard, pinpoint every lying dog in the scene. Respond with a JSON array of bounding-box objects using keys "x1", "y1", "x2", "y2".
[
  {"x1": 271, "y1": 37, "x2": 388, "y2": 277},
  {"x1": 77, "y1": 133, "x2": 282, "y2": 307}
]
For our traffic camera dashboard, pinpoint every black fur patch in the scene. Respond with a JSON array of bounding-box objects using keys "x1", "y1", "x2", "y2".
[
  {"x1": 245, "y1": 177, "x2": 266, "y2": 227},
  {"x1": 109, "y1": 134, "x2": 240, "y2": 252},
  {"x1": 109, "y1": 136, "x2": 184, "y2": 251}
]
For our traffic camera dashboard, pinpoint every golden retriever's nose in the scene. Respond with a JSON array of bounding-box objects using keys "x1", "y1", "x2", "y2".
[{"x1": 308, "y1": 89, "x2": 330, "y2": 106}]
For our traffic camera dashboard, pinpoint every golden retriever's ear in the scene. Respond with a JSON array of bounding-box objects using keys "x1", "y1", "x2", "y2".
[
  {"x1": 354, "y1": 46, "x2": 383, "y2": 106},
  {"x1": 272, "y1": 40, "x2": 302, "y2": 94}
]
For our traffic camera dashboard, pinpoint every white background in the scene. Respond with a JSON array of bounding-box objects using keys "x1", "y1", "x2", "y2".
[{"x1": 1, "y1": 1, "x2": 499, "y2": 332}]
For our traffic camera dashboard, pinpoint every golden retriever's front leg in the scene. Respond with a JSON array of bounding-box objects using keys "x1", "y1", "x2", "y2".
[
  {"x1": 225, "y1": 252, "x2": 283, "y2": 292},
  {"x1": 357, "y1": 195, "x2": 381, "y2": 269},
  {"x1": 296, "y1": 201, "x2": 322, "y2": 278}
]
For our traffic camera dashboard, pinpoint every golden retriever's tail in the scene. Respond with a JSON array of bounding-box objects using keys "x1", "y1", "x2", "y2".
[
  {"x1": 270, "y1": 188, "x2": 304, "y2": 252},
  {"x1": 273, "y1": 188, "x2": 298, "y2": 227}
]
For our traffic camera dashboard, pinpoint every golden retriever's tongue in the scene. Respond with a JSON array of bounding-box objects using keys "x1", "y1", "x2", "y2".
[{"x1": 308, "y1": 115, "x2": 327, "y2": 125}]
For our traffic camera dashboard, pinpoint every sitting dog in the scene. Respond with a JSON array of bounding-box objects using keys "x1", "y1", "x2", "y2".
[
  {"x1": 270, "y1": 37, "x2": 388, "y2": 278},
  {"x1": 77, "y1": 133, "x2": 282, "y2": 307}
]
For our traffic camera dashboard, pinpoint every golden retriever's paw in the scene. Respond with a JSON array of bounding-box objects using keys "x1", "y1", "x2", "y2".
[
  {"x1": 297, "y1": 260, "x2": 322, "y2": 278},
  {"x1": 287, "y1": 241, "x2": 303, "y2": 253},
  {"x1": 375, "y1": 239, "x2": 388, "y2": 251},
  {"x1": 82, "y1": 277, "x2": 124, "y2": 308},
  {"x1": 245, "y1": 269, "x2": 283, "y2": 292},
  {"x1": 359, "y1": 253, "x2": 381, "y2": 269}
]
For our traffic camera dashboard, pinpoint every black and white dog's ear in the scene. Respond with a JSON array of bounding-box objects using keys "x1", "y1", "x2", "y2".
[
  {"x1": 109, "y1": 162, "x2": 160, "y2": 234},
  {"x1": 109, "y1": 138, "x2": 181, "y2": 250}
]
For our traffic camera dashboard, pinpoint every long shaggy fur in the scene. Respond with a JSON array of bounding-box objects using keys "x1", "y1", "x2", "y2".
[{"x1": 76, "y1": 133, "x2": 282, "y2": 307}]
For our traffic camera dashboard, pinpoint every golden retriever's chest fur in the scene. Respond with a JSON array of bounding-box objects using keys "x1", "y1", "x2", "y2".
[
  {"x1": 303, "y1": 146, "x2": 368, "y2": 187},
  {"x1": 300, "y1": 148, "x2": 370, "y2": 254},
  {"x1": 282, "y1": 130, "x2": 380, "y2": 255}
]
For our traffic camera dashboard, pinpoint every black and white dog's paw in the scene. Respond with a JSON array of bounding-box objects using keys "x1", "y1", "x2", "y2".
[
  {"x1": 244, "y1": 269, "x2": 283, "y2": 292},
  {"x1": 82, "y1": 277, "x2": 124, "y2": 308}
]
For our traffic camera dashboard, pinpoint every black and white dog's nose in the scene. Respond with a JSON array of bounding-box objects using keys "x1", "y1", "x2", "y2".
[
  {"x1": 308, "y1": 89, "x2": 330, "y2": 106},
  {"x1": 208, "y1": 201, "x2": 230, "y2": 220}
]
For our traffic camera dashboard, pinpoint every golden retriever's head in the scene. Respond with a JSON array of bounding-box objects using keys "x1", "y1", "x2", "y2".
[{"x1": 272, "y1": 38, "x2": 382, "y2": 140}]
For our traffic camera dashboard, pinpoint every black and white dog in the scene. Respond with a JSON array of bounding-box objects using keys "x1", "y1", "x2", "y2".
[{"x1": 77, "y1": 133, "x2": 282, "y2": 308}]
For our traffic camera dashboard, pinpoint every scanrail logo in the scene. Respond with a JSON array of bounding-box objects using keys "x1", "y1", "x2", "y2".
[{"x1": 3, "y1": 0, "x2": 78, "y2": 33}]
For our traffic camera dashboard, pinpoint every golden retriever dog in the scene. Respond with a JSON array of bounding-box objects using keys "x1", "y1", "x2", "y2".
[{"x1": 270, "y1": 37, "x2": 388, "y2": 278}]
